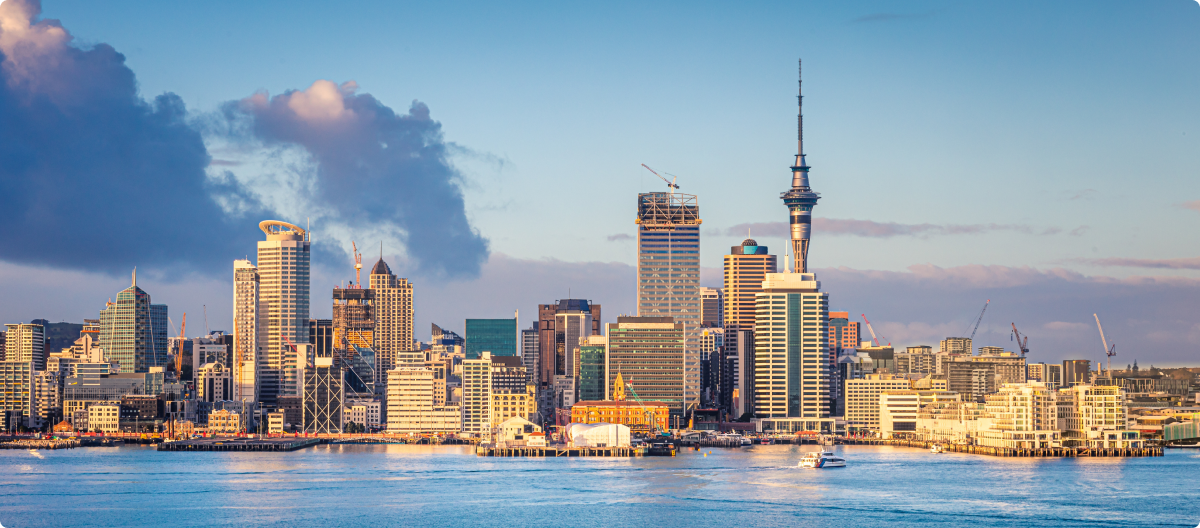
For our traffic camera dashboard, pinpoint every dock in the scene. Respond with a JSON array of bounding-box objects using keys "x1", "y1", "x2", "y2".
[
  {"x1": 477, "y1": 445, "x2": 644, "y2": 457},
  {"x1": 157, "y1": 437, "x2": 322, "y2": 452},
  {"x1": 839, "y1": 438, "x2": 1163, "y2": 457}
]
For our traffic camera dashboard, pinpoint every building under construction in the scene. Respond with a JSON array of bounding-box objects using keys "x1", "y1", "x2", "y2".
[{"x1": 635, "y1": 191, "x2": 701, "y2": 411}]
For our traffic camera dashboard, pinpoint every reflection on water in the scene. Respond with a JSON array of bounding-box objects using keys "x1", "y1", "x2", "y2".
[{"x1": 0, "y1": 445, "x2": 1196, "y2": 527}]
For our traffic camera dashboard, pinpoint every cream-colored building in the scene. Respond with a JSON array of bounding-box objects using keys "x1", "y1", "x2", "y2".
[
  {"x1": 208, "y1": 409, "x2": 246, "y2": 434},
  {"x1": 5, "y1": 323, "x2": 45, "y2": 371},
  {"x1": 369, "y1": 258, "x2": 417, "y2": 372},
  {"x1": 345, "y1": 399, "x2": 382, "y2": 429},
  {"x1": 1058, "y1": 384, "x2": 1143, "y2": 448},
  {"x1": 267, "y1": 411, "x2": 285, "y2": 434},
  {"x1": 495, "y1": 416, "x2": 542, "y2": 447},
  {"x1": 845, "y1": 374, "x2": 911, "y2": 433},
  {"x1": 915, "y1": 400, "x2": 990, "y2": 444},
  {"x1": 461, "y1": 353, "x2": 494, "y2": 437},
  {"x1": 232, "y1": 259, "x2": 263, "y2": 404},
  {"x1": 491, "y1": 385, "x2": 535, "y2": 428},
  {"x1": 387, "y1": 367, "x2": 460, "y2": 434},
  {"x1": 976, "y1": 382, "x2": 1061, "y2": 449},
  {"x1": 88, "y1": 404, "x2": 120, "y2": 433},
  {"x1": 255, "y1": 220, "x2": 310, "y2": 400},
  {"x1": 880, "y1": 390, "x2": 959, "y2": 439},
  {"x1": 196, "y1": 362, "x2": 232, "y2": 403},
  {"x1": 753, "y1": 272, "x2": 830, "y2": 422}
]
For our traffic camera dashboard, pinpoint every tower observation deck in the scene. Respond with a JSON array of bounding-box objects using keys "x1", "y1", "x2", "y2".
[{"x1": 782, "y1": 60, "x2": 821, "y2": 274}]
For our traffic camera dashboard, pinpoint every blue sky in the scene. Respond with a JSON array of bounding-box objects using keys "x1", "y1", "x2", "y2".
[{"x1": 4, "y1": 0, "x2": 1199, "y2": 365}]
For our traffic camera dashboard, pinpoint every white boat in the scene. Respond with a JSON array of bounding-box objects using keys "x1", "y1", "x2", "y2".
[
  {"x1": 930, "y1": 444, "x2": 944, "y2": 454},
  {"x1": 740, "y1": 436, "x2": 753, "y2": 447},
  {"x1": 799, "y1": 450, "x2": 846, "y2": 468}
]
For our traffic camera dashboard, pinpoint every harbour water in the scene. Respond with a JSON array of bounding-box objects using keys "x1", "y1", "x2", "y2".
[{"x1": 2, "y1": 444, "x2": 1197, "y2": 527}]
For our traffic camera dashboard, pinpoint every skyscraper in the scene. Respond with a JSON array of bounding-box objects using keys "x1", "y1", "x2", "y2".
[
  {"x1": 700, "y1": 287, "x2": 723, "y2": 328},
  {"x1": 753, "y1": 274, "x2": 831, "y2": 428},
  {"x1": 636, "y1": 192, "x2": 701, "y2": 410},
  {"x1": 256, "y1": 220, "x2": 311, "y2": 402},
  {"x1": 99, "y1": 269, "x2": 168, "y2": 373},
  {"x1": 605, "y1": 316, "x2": 685, "y2": 419},
  {"x1": 3, "y1": 323, "x2": 44, "y2": 372},
  {"x1": 536, "y1": 300, "x2": 601, "y2": 388},
  {"x1": 368, "y1": 257, "x2": 416, "y2": 369},
  {"x1": 722, "y1": 238, "x2": 777, "y2": 408},
  {"x1": 233, "y1": 259, "x2": 262, "y2": 403},
  {"x1": 781, "y1": 59, "x2": 821, "y2": 274},
  {"x1": 465, "y1": 318, "x2": 517, "y2": 359},
  {"x1": 520, "y1": 323, "x2": 539, "y2": 386}
]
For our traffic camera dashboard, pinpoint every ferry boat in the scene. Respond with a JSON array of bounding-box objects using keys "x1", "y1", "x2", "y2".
[
  {"x1": 740, "y1": 436, "x2": 753, "y2": 447},
  {"x1": 799, "y1": 451, "x2": 846, "y2": 469},
  {"x1": 931, "y1": 444, "x2": 944, "y2": 454}
]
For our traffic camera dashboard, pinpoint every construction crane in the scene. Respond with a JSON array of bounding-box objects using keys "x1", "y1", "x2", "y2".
[
  {"x1": 861, "y1": 314, "x2": 888, "y2": 347},
  {"x1": 351, "y1": 241, "x2": 363, "y2": 288},
  {"x1": 1094, "y1": 314, "x2": 1116, "y2": 377},
  {"x1": 1010, "y1": 323, "x2": 1029, "y2": 357},
  {"x1": 965, "y1": 300, "x2": 991, "y2": 341},
  {"x1": 175, "y1": 313, "x2": 187, "y2": 376},
  {"x1": 623, "y1": 380, "x2": 668, "y2": 436},
  {"x1": 641, "y1": 164, "x2": 680, "y2": 191}
]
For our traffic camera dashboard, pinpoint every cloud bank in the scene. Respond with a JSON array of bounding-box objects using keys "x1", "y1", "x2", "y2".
[
  {"x1": 0, "y1": 0, "x2": 486, "y2": 280},
  {"x1": 724, "y1": 219, "x2": 1075, "y2": 240}
]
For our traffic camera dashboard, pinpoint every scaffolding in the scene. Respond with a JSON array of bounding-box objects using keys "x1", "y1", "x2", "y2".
[{"x1": 636, "y1": 192, "x2": 701, "y2": 230}]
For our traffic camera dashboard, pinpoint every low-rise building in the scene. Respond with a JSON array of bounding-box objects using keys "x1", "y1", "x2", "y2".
[
  {"x1": 570, "y1": 400, "x2": 670, "y2": 432},
  {"x1": 880, "y1": 390, "x2": 959, "y2": 439},
  {"x1": 495, "y1": 416, "x2": 542, "y2": 447},
  {"x1": 88, "y1": 404, "x2": 120, "y2": 433},
  {"x1": 387, "y1": 367, "x2": 460, "y2": 434},
  {"x1": 208, "y1": 409, "x2": 245, "y2": 434},
  {"x1": 845, "y1": 374, "x2": 911, "y2": 434},
  {"x1": 976, "y1": 382, "x2": 1061, "y2": 449}
]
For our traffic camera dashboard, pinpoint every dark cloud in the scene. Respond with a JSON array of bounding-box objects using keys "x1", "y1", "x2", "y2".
[
  {"x1": 213, "y1": 80, "x2": 488, "y2": 279},
  {"x1": 0, "y1": 0, "x2": 487, "y2": 281},
  {"x1": 607, "y1": 233, "x2": 633, "y2": 242},
  {"x1": 0, "y1": 0, "x2": 260, "y2": 276},
  {"x1": 724, "y1": 219, "x2": 1069, "y2": 239}
]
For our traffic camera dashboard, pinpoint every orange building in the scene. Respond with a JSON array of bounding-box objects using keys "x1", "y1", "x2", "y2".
[{"x1": 570, "y1": 400, "x2": 670, "y2": 432}]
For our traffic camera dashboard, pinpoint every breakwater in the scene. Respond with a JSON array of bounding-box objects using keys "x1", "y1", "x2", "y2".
[
  {"x1": 157, "y1": 437, "x2": 322, "y2": 452},
  {"x1": 477, "y1": 445, "x2": 646, "y2": 457},
  {"x1": 0, "y1": 438, "x2": 80, "y2": 450}
]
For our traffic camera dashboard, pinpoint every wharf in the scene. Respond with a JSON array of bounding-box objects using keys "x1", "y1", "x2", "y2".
[
  {"x1": 157, "y1": 437, "x2": 322, "y2": 452},
  {"x1": 477, "y1": 445, "x2": 644, "y2": 457},
  {"x1": 0, "y1": 438, "x2": 80, "y2": 450},
  {"x1": 840, "y1": 438, "x2": 1163, "y2": 457}
]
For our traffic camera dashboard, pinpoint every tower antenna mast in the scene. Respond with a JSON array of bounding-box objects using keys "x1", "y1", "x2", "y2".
[{"x1": 781, "y1": 59, "x2": 820, "y2": 274}]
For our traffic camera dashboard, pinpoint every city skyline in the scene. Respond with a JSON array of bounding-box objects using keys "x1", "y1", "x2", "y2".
[{"x1": 0, "y1": 0, "x2": 1198, "y2": 365}]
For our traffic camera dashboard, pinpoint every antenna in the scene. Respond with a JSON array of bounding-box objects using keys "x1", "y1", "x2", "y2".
[{"x1": 798, "y1": 58, "x2": 804, "y2": 157}]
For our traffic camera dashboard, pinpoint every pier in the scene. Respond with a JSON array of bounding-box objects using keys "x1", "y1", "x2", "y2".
[
  {"x1": 477, "y1": 445, "x2": 643, "y2": 457},
  {"x1": 157, "y1": 437, "x2": 322, "y2": 452},
  {"x1": 838, "y1": 438, "x2": 1163, "y2": 457}
]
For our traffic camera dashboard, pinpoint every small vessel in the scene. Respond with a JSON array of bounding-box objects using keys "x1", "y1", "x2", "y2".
[
  {"x1": 931, "y1": 444, "x2": 944, "y2": 454},
  {"x1": 741, "y1": 436, "x2": 753, "y2": 447},
  {"x1": 799, "y1": 450, "x2": 846, "y2": 469},
  {"x1": 646, "y1": 442, "x2": 677, "y2": 457}
]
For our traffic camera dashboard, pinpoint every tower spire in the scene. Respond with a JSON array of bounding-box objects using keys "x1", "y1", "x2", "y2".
[
  {"x1": 132, "y1": 267, "x2": 137, "y2": 287},
  {"x1": 782, "y1": 58, "x2": 820, "y2": 273}
]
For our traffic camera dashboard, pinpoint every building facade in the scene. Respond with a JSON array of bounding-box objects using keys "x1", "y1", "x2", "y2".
[
  {"x1": 845, "y1": 375, "x2": 911, "y2": 433},
  {"x1": 233, "y1": 259, "x2": 263, "y2": 404},
  {"x1": 368, "y1": 258, "x2": 417, "y2": 371},
  {"x1": 604, "y1": 317, "x2": 685, "y2": 419},
  {"x1": 99, "y1": 271, "x2": 168, "y2": 373},
  {"x1": 257, "y1": 220, "x2": 311, "y2": 404},
  {"x1": 465, "y1": 318, "x2": 517, "y2": 359},
  {"x1": 753, "y1": 273, "x2": 831, "y2": 426},
  {"x1": 636, "y1": 191, "x2": 701, "y2": 411},
  {"x1": 4, "y1": 324, "x2": 45, "y2": 372},
  {"x1": 700, "y1": 287, "x2": 723, "y2": 328},
  {"x1": 301, "y1": 357, "x2": 343, "y2": 434}
]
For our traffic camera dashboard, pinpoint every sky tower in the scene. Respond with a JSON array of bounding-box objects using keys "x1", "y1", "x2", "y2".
[{"x1": 782, "y1": 59, "x2": 820, "y2": 273}]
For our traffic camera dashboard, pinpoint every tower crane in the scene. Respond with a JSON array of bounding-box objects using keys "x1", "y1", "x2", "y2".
[
  {"x1": 1010, "y1": 323, "x2": 1029, "y2": 357},
  {"x1": 351, "y1": 241, "x2": 363, "y2": 288},
  {"x1": 861, "y1": 314, "x2": 889, "y2": 347},
  {"x1": 1094, "y1": 314, "x2": 1116, "y2": 377},
  {"x1": 641, "y1": 164, "x2": 680, "y2": 191},
  {"x1": 175, "y1": 313, "x2": 187, "y2": 376},
  {"x1": 965, "y1": 300, "x2": 990, "y2": 341}
]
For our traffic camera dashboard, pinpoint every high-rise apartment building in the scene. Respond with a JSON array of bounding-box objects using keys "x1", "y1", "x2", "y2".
[
  {"x1": 940, "y1": 337, "x2": 973, "y2": 356},
  {"x1": 99, "y1": 270, "x2": 168, "y2": 373},
  {"x1": 386, "y1": 367, "x2": 460, "y2": 434},
  {"x1": 536, "y1": 300, "x2": 601, "y2": 388},
  {"x1": 256, "y1": 221, "x2": 311, "y2": 403},
  {"x1": 465, "y1": 318, "x2": 517, "y2": 360},
  {"x1": 0, "y1": 361, "x2": 33, "y2": 429},
  {"x1": 753, "y1": 273, "x2": 831, "y2": 429},
  {"x1": 636, "y1": 192, "x2": 701, "y2": 410},
  {"x1": 827, "y1": 312, "x2": 859, "y2": 356},
  {"x1": 460, "y1": 351, "x2": 530, "y2": 437},
  {"x1": 4, "y1": 323, "x2": 45, "y2": 372},
  {"x1": 700, "y1": 287, "x2": 723, "y2": 328},
  {"x1": 1027, "y1": 362, "x2": 1064, "y2": 390},
  {"x1": 605, "y1": 317, "x2": 685, "y2": 419},
  {"x1": 369, "y1": 258, "x2": 416, "y2": 370},
  {"x1": 233, "y1": 259, "x2": 263, "y2": 403}
]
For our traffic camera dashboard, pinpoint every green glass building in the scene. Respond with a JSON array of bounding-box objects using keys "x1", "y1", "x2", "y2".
[
  {"x1": 464, "y1": 318, "x2": 517, "y2": 359},
  {"x1": 99, "y1": 270, "x2": 169, "y2": 373},
  {"x1": 577, "y1": 343, "x2": 606, "y2": 402}
]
